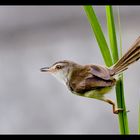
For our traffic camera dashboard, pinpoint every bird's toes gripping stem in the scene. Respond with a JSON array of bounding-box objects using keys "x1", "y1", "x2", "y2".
[
  {"x1": 113, "y1": 108, "x2": 124, "y2": 114},
  {"x1": 105, "y1": 99, "x2": 129, "y2": 114}
]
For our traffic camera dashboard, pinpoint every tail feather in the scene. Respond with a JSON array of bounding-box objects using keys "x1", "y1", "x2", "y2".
[
  {"x1": 111, "y1": 36, "x2": 140, "y2": 76},
  {"x1": 116, "y1": 46, "x2": 140, "y2": 67},
  {"x1": 114, "y1": 50, "x2": 140, "y2": 74}
]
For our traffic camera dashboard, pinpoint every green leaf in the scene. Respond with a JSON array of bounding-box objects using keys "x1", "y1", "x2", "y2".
[
  {"x1": 83, "y1": 5, "x2": 130, "y2": 134},
  {"x1": 106, "y1": 6, "x2": 129, "y2": 134},
  {"x1": 84, "y1": 6, "x2": 113, "y2": 67},
  {"x1": 106, "y1": 6, "x2": 119, "y2": 63}
]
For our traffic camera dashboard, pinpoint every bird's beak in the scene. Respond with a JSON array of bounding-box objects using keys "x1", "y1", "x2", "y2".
[{"x1": 40, "y1": 67, "x2": 50, "y2": 72}]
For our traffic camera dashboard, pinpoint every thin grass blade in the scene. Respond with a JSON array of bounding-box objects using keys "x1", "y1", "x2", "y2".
[
  {"x1": 106, "y1": 6, "x2": 119, "y2": 63},
  {"x1": 84, "y1": 6, "x2": 113, "y2": 67},
  {"x1": 84, "y1": 5, "x2": 130, "y2": 134},
  {"x1": 115, "y1": 6, "x2": 129, "y2": 134}
]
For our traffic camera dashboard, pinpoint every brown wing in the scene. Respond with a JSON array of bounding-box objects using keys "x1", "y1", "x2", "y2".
[
  {"x1": 89, "y1": 65, "x2": 112, "y2": 80},
  {"x1": 73, "y1": 75, "x2": 116, "y2": 93},
  {"x1": 69, "y1": 65, "x2": 115, "y2": 93}
]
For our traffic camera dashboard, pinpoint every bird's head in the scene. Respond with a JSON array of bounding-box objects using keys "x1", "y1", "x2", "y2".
[{"x1": 40, "y1": 60, "x2": 80, "y2": 85}]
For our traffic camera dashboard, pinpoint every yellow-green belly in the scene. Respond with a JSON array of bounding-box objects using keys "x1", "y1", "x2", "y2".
[{"x1": 73, "y1": 87, "x2": 113, "y2": 100}]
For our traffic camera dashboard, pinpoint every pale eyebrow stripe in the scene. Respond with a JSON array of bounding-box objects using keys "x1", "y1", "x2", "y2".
[{"x1": 52, "y1": 61, "x2": 69, "y2": 66}]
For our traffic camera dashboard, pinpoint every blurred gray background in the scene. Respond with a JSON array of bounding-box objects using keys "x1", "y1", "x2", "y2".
[{"x1": 0, "y1": 6, "x2": 140, "y2": 134}]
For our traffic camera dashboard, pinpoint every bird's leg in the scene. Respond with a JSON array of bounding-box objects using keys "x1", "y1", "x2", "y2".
[{"x1": 103, "y1": 99, "x2": 124, "y2": 114}]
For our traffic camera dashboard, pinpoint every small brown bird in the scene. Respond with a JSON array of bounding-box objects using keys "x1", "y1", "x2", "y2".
[{"x1": 41, "y1": 36, "x2": 140, "y2": 114}]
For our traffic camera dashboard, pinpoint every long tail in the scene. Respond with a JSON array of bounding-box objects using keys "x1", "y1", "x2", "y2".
[{"x1": 111, "y1": 36, "x2": 140, "y2": 76}]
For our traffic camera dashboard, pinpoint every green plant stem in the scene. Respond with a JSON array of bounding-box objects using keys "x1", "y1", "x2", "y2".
[
  {"x1": 115, "y1": 75, "x2": 129, "y2": 134},
  {"x1": 84, "y1": 6, "x2": 113, "y2": 67},
  {"x1": 116, "y1": 7, "x2": 129, "y2": 134},
  {"x1": 106, "y1": 6, "x2": 129, "y2": 134},
  {"x1": 106, "y1": 6, "x2": 118, "y2": 63},
  {"x1": 83, "y1": 5, "x2": 130, "y2": 134}
]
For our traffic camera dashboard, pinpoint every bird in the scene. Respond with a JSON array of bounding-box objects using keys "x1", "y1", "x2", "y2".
[{"x1": 40, "y1": 36, "x2": 140, "y2": 114}]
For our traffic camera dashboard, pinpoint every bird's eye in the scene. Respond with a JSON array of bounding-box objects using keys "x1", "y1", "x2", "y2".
[{"x1": 56, "y1": 65, "x2": 62, "y2": 69}]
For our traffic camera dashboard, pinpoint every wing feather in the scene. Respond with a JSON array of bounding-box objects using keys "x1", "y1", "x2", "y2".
[
  {"x1": 69, "y1": 65, "x2": 115, "y2": 93},
  {"x1": 89, "y1": 65, "x2": 111, "y2": 80}
]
